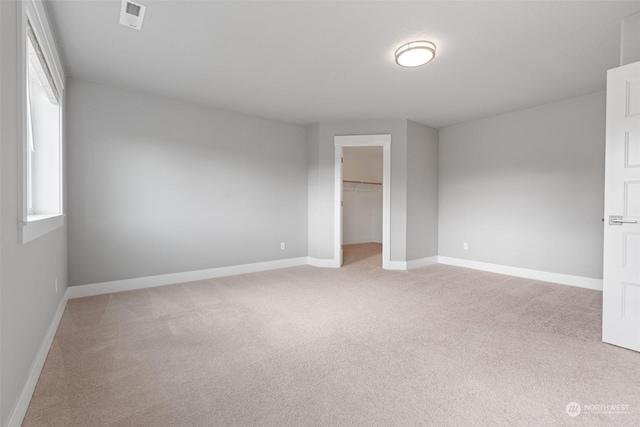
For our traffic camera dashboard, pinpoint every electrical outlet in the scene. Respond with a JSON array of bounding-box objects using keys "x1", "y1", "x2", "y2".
[
  {"x1": 55, "y1": 278, "x2": 58, "y2": 293},
  {"x1": 463, "y1": 242, "x2": 469, "y2": 250},
  {"x1": 280, "y1": 242, "x2": 286, "y2": 250}
]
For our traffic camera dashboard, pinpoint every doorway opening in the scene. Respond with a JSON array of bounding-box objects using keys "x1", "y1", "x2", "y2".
[
  {"x1": 342, "y1": 147, "x2": 383, "y2": 266},
  {"x1": 334, "y1": 135, "x2": 391, "y2": 269}
]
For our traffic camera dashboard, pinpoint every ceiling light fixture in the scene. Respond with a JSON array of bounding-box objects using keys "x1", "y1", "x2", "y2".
[{"x1": 395, "y1": 41, "x2": 436, "y2": 68}]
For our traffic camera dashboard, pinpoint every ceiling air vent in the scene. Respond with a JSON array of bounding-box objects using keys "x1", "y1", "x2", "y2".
[{"x1": 119, "y1": 0, "x2": 146, "y2": 30}]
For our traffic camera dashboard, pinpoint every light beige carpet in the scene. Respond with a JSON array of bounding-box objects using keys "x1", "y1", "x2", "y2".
[{"x1": 23, "y1": 243, "x2": 640, "y2": 426}]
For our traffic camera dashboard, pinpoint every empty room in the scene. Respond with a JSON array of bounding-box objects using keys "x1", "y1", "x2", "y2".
[{"x1": 2, "y1": 0, "x2": 640, "y2": 425}]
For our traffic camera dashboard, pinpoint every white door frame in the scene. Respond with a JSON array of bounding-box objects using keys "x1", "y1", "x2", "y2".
[{"x1": 334, "y1": 134, "x2": 391, "y2": 269}]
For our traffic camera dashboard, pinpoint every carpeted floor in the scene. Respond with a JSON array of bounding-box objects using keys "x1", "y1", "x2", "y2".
[{"x1": 23, "y1": 243, "x2": 640, "y2": 426}]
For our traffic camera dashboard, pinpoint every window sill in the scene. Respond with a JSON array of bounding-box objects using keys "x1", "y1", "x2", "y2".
[{"x1": 20, "y1": 214, "x2": 65, "y2": 244}]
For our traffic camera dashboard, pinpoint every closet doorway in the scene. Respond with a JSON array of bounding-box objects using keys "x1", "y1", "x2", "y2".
[{"x1": 334, "y1": 135, "x2": 391, "y2": 269}]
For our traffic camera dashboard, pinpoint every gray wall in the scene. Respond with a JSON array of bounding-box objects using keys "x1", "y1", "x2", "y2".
[
  {"x1": 438, "y1": 92, "x2": 606, "y2": 279},
  {"x1": 621, "y1": 13, "x2": 640, "y2": 65},
  {"x1": 306, "y1": 123, "x2": 322, "y2": 259},
  {"x1": 67, "y1": 78, "x2": 308, "y2": 286},
  {"x1": 1, "y1": 1, "x2": 68, "y2": 424},
  {"x1": 308, "y1": 119, "x2": 408, "y2": 261},
  {"x1": 307, "y1": 119, "x2": 440, "y2": 263},
  {"x1": 407, "y1": 121, "x2": 439, "y2": 260}
]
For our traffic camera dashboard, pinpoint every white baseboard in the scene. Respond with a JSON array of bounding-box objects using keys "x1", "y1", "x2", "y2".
[
  {"x1": 307, "y1": 257, "x2": 340, "y2": 268},
  {"x1": 387, "y1": 261, "x2": 407, "y2": 270},
  {"x1": 387, "y1": 257, "x2": 439, "y2": 271},
  {"x1": 406, "y1": 256, "x2": 439, "y2": 270},
  {"x1": 68, "y1": 257, "x2": 309, "y2": 299},
  {"x1": 7, "y1": 288, "x2": 69, "y2": 427},
  {"x1": 437, "y1": 256, "x2": 603, "y2": 291}
]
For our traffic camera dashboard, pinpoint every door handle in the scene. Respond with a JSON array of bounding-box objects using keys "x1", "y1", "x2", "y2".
[{"x1": 609, "y1": 216, "x2": 638, "y2": 225}]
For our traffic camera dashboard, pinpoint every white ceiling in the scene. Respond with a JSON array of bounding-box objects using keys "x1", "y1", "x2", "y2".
[{"x1": 47, "y1": 0, "x2": 640, "y2": 128}]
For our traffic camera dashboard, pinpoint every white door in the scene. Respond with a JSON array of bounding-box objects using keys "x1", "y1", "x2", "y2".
[
  {"x1": 340, "y1": 153, "x2": 344, "y2": 267},
  {"x1": 603, "y1": 61, "x2": 640, "y2": 352}
]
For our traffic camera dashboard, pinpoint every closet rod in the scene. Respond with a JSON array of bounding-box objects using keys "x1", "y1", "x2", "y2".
[{"x1": 343, "y1": 179, "x2": 382, "y2": 185}]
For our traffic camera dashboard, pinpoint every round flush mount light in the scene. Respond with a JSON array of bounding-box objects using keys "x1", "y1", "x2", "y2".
[{"x1": 395, "y1": 41, "x2": 436, "y2": 67}]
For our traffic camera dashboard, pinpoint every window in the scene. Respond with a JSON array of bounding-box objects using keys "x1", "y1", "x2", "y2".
[{"x1": 21, "y1": 3, "x2": 65, "y2": 244}]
